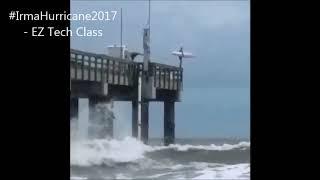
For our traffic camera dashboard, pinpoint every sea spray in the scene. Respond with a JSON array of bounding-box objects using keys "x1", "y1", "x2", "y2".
[
  {"x1": 112, "y1": 102, "x2": 132, "y2": 139},
  {"x1": 78, "y1": 98, "x2": 89, "y2": 140},
  {"x1": 70, "y1": 99, "x2": 115, "y2": 141},
  {"x1": 88, "y1": 102, "x2": 114, "y2": 139},
  {"x1": 71, "y1": 137, "x2": 150, "y2": 166}
]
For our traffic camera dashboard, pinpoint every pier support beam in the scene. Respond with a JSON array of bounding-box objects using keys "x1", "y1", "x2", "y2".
[
  {"x1": 141, "y1": 100, "x2": 149, "y2": 144},
  {"x1": 88, "y1": 97, "x2": 113, "y2": 139},
  {"x1": 164, "y1": 101, "x2": 175, "y2": 146},
  {"x1": 70, "y1": 98, "x2": 78, "y2": 119},
  {"x1": 132, "y1": 100, "x2": 138, "y2": 138}
]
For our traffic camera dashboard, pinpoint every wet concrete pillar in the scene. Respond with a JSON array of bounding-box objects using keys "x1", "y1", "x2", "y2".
[
  {"x1": 70, "y1": 98, "x2": 78, "y2": 119},
  {"x1": 141, "y1": 100, "x2": 149, "y2": 144},
  {"x1": 164, "y1": 101, "x2": 175, "y2": 146},
  {"x1": 132, "y1": 100, "x2": 138, "y2": 138}
]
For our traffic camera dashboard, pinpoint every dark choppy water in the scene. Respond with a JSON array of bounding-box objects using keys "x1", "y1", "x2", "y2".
[{"x1": 71, "y1": 137, "x2": 250, "y2": 180}]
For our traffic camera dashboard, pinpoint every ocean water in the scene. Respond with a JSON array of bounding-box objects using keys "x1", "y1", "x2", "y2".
[{"x1": 70, "y1": 137, "x2": 250, "y2": 180}]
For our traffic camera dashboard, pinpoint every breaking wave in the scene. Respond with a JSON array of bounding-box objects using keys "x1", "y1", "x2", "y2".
[
  {"x1": 71, "y1": 136, "x2": 250, "y2": 167},
  {"x1": 150, "y1": 141, "x2": 250, "y2": 151},
  {"x1": 71, "y1": 137, "x2": 250, "y2": 179}
]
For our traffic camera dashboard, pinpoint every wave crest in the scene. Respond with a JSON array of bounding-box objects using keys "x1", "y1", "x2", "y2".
[
  {"x1": 71, "y1": 137, "x2": 250, "y2": 166},
  {"x1": 150, "y1": 141, "x2": 250, "y2": 152}
]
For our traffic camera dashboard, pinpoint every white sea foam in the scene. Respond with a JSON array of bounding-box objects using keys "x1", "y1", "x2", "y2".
[
  {"x1": 138, "y1": 162, "x2": 250, "y2": 179},
  {"x1": 144, "y1": 172, "x2": 176, "y2": 179},
  {"x1": 115, "y1": 173, "x2": 132, "y2": 179},
  {"x1": 192, "y1": 163, "x2": 250, "y2": 180},
  {"x1": 71, "y1": 136, "x2": 250, "y2": 166},
  {"x1": 70, "y1": 176, "x2": 88, "y2": 180}
]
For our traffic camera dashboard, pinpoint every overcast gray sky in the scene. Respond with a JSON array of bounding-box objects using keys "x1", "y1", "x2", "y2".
[{"x1": 71, "y1": 0, "x2": 250, "y2": 139}]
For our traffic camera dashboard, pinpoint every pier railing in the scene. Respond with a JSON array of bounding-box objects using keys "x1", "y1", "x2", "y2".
[
  {"x1": 151, "y1": 62, "x2": 183, "y2": 90},
  {"x1": 70, "y1": 49, "x2": 183, "y2": 90}
]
